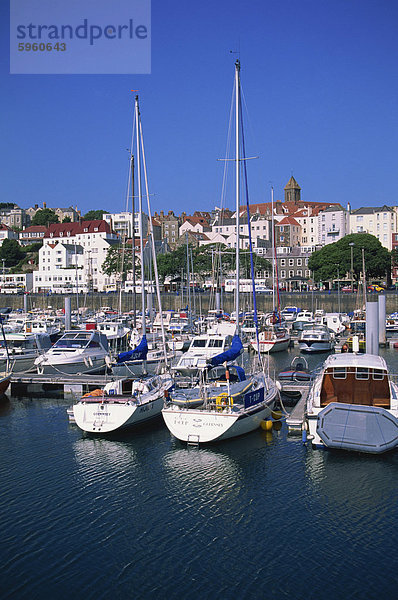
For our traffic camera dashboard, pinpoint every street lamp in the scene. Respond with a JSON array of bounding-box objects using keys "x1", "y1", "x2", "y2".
[{"x1": 349, "y1": 242, "x2": 355, "y2": 293}]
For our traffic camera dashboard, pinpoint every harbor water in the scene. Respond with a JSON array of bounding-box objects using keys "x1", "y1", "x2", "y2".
[{"x1": 1, "y1": 347, "x2": 398, "y2": 599}]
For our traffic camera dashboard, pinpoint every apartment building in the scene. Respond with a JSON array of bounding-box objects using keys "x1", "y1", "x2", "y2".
[
  {"x1": 33, "y1": 220, "x2": 119, "y2": 292},
  {"x1": 349, "y1": 205, "x2": 397, "y2": 251}
]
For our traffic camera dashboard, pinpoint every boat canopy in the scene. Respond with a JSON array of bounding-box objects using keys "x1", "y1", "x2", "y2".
[
  {"x1": 116, "y1": 335, "x2": 148, "y2": 363},
  {"x1": 207, "y1": 334, "x2": 243, "y2": 367}
]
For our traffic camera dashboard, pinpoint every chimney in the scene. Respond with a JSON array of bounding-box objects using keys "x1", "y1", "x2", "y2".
[{"x1": 43, "y1": 202, "x2": 47, "y2": 209}]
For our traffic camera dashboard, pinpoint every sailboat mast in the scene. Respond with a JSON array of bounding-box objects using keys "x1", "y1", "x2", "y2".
[
  {"x1": 271, "y1": 186, "x2": 275, "y2": 311},
  {"x1": 131, "y1": 154, "x2": 137, "y2": 328},
  {"x1": 135, "y1": 96, "x2": 146, "y2": 339},
  {"x1": 235, "y1": 59, "x2": 241, "y2": 335}
]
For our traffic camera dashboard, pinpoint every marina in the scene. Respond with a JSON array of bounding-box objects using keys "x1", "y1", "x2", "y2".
[{"x1": 1, "y1": 344, "x2": 398, "y2": 599}]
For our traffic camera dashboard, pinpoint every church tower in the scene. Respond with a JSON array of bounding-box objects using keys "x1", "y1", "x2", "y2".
[{"x1": 284, "y1": 176, "x2": 301, "y2": 204}]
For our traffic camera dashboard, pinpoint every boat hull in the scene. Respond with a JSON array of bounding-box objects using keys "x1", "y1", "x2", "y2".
[
  {"x1": 162, "y1": 402, "x2": 273, "y2": 443},
  {"x1": 299, "y1": 342, "x2": 333, "y2": 353},
  {"x1": 73, "y1": 395, "x2": 164, "y2": 433},
  {"x1": 0, "y1": 374, "x2": 11, "y2": 396},
  {"x1": 251, "y1": 338, "x2": 290, "y2": 353},
  {"x1": 162, "y1": 378, "x2": 278, "y2": 443},
  {"x1": 37, "y1": 357, "x2": 107, "y2": 375}
]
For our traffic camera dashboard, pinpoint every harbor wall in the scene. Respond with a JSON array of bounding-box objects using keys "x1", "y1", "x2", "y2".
[{"x1": 2, "y1": 291, "x2": 398, "y2": 315}]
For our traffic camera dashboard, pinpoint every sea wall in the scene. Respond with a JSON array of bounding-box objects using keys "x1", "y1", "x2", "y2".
[{"x1": 2, "y1": 291, "x2": 398, "y2": 315}]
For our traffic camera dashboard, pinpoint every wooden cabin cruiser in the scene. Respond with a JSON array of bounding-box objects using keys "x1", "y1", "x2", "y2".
[
  {"x1": 299, "y1": 324, "x2": 334, "y2": 353},
  {"x1": 305, "y1": 353, "x2": 398, "y2": 453},
  {"x1": 0, "y1": 333, "x2": 52, "y2": 373},
  {"x1": 35, "y1": 330, "x2": 110, "y2": 375},
  {"x1": 72, "y1": 373, "x2": 173, "y2": 433}
]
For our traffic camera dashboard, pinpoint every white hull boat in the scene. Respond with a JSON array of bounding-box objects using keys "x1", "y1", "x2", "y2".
[
  {"x1": 35, "y1": 330, "x2": 110, "y2": 375},
  {"x1": 0, "y1": 333, "x2": 52, "y2": 373},
  {"x1": 299, "y1": 324, "x2": 334, "y2": 353},
  {"x1": 250, "y1": 326, "x2": 290, "y2": 353},
  {"x1": 162, "y1": 371, "x2": 278, "y2": 443},
  {"x1": 73, "y1": 373, "x2": 173, "y2": 433}
]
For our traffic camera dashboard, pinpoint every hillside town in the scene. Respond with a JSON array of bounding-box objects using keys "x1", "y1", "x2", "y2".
[{"x1": 0, "y1": 176, "x2": 397, "y2": 294}]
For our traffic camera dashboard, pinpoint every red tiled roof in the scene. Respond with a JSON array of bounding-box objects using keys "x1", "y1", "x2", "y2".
[
  {"x1": 44, "y1": 220, "x2": 112, "y2": 238},
  {"x1": 276, "y1": 216, "x2": 301, "y2": 226}
]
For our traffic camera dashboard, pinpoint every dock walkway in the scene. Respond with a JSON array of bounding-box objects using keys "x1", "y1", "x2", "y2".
[
  {"x1": 282, "y1": 382, "x2": 310, "y2": 434},
  {"x1": 10, "y1": 373, "x2": 121, "y2": 395}
]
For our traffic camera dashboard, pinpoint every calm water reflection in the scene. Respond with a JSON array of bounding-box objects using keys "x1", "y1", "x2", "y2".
[{"x1": 1, "y1": 348, "x2": 398, "y2": 599}]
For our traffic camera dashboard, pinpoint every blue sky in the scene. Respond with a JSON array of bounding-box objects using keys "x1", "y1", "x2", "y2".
[{"x1": 1, "y1": 0, "x2": 398, "y2": 218}]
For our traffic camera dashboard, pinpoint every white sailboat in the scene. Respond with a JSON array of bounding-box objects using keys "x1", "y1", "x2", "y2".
[
  {"x1": 162, "y1": 60, "x2": 279, "y2": 443},
  {"x1": 73, "y1": 95, "x2": 172, "y2": 433}
]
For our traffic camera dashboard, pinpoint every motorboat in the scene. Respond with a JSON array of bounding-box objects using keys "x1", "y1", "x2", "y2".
[
  {"x1": 24, "y1": 317, "x2": 62, "y2": 341},
  {"x1": 318, "y1": 313, "x2": 348, "y2": 336},
  {"x1": 250, "y1": 325, "x2": 290, "y2": 354},
  {"x1": 299, "y1": 324, "x2": 334, "y2": 353},
  {"x1": 280, "y1": 306, "x2": 301, "y2": 322},
  {"x1": 72, "y1": 373, "x2": 173, "y2": 433},
  {"x1": 35, "y1": 330, "x2": 110, "y2": 375},
  {"x1": 278, "y1": 356, "x2": 311, "y2": 383},
  {"x1": 305, "y1": 353, "x2": 398, "y2": 453},
  {"x1": 0, "y1": 332, "x2": 52, "y2": 373},
  {"x1": 171, "y1": 333, "x2": 233, "y2": 377}
]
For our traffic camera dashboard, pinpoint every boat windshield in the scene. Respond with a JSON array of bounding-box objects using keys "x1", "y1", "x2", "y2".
[{"x1": 54, "y1": 334, "x2": 90, "y2": 349}]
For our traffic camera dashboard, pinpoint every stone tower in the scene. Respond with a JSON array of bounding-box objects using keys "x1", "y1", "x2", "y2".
[{"x1": 284, "y1": 176, "x2": 301, "y2": 203}]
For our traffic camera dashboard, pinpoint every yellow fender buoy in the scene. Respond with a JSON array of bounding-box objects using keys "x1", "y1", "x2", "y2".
[
  {"x1": 271, "y1": 410, "x2": 282, "y2": 420},
  {"x1": 260, "y1": 420, "x2": 273, "y2": 431}
]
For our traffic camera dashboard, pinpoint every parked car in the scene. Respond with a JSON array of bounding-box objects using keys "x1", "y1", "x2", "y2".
[{"x1": 368, "y1": 284, "x2": 384, "y2": 292}]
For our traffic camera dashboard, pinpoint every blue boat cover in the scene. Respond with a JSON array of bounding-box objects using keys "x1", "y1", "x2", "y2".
[
  {"x1": 207, "y1": 334, "x2": 244, "y2": 367},
  {"x1": 116, "y1": 335, "x2": 148, "y2": 363},
  {"x1": 317, "y1": 403, "x2": 398, "y2": 454}
]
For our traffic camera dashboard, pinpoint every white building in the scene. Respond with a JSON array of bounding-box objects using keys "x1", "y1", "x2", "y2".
[
  {"x1": 0, "y1": 273, "x2": 33, "y2": 293},
  {"x1": 33, "y1": 220, "x2": 119, "y2": 293},
  {"x1": 349, "y1": 205, "x2": 397, "y2": 251},
  {"x1": 103, "y1": 211, "x2": 149, "y2": 240},
  {"x1": 0, "y1": 224, "x2": 19, "y2": 245},
  {"x1": 317, "y1": 204, "x2": 348, "y2": 246}
]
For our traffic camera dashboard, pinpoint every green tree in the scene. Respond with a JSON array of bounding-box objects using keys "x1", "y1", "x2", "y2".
[
  {"x1": 83, "y1": 210, "x2": 108, "y2": 220},
  {"x1": 62, "y1": 216, "x2": 72, "y2": 223},
  {"x1": 31, "y1": 208, "x2": 59, "y2": 226},
  {"x1": 156, "y1": 243, "x2": 271, "y2": 283},
  {"x1": 0, "y1": 238, "x2": 26, "y2": 267},
  {"x1": 308, "y1": 233, "x2": 391, "y2": 285},
  {"x1": 102, "y1": 244, "x2": 135, "y2": 281}
]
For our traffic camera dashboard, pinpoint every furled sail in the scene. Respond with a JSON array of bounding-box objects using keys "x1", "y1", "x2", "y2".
[
  {"x1": 207, "y1": 334, "x2": 244, "y2": 367},
  {"x1": 116, "y1": 335, "x2": 148, "y2": 363}
]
